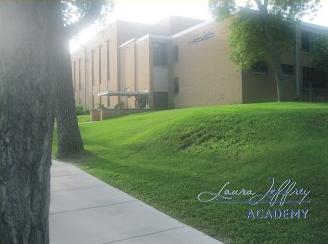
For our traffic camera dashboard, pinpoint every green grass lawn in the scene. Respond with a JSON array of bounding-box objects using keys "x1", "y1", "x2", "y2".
[
  {"x1": 54, "y1": 102, "x2": 328, "y2": 243},
  {"x1": 77, "y1": 114, "x2": 90, "y2": 123}
]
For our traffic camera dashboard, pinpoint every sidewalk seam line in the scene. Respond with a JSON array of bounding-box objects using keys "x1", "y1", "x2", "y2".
[
  {"x1": 51, "y1": 184, "x2": 106, "y2": 193},
  {"x1": 101, "y1": 226, "x2": 186, "y2": 244},
  {"x1": 50, "y1": 200, "x2": 139, "y2": 215}
]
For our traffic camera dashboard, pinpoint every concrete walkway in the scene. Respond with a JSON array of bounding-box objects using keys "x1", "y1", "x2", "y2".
[{"x1": 50, "y1": 160, "x2": 222, "y2": 244}]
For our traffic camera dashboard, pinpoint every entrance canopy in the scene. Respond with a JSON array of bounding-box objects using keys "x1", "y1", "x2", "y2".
[
  {"x1": 98, "y1": 90, "x2": 150, "y2": 109},
  {"x1": 98, "y1": 90, "x2": 149, "y2": 97}
]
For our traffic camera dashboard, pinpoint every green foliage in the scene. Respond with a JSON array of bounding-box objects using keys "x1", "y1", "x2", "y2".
[
  {"x1": 209, "y1": 0, "x2": 235, "y2": 20},
  {"x1": 57, "y1": 102, "x2": 328, "y2": 243},
  {"x1": 114, "y1": 101, "x2": 125, "y2": 109},
  {"x1": 312, "y1": 37, "x2": 328, "y2": 73},
  {"x1": 210, "y1": 0, "x2": 319, "y2": 70},
  {"x1": 270, "y1": 0, "x2": 320, "y2": 20},
  {"x1": 61, "y1": 0, "x2": 113, "y2": 26},
  {"x1": 230, "y1": 10, "x2": 294, "y2": 70},
  {"x1": 78, "y1": 115, "x2": 90, "y2": 123},
  {"x1": 76, "y1": 105, "x2": 89, "y2": 115},
  {"x1": 97, "y1": 103, "x2": 105, "y2": 110}
]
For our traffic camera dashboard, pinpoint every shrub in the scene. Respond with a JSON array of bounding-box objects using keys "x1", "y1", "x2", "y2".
[{"x1": 76, "y1": 105, "x2": 90, "y2": 115}]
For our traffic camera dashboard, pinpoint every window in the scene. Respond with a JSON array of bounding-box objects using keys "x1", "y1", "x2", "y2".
[
  {"x1": 174, "y1": 77, "x2": 179, "y2": 94},
  {"x1": 107, "y1": 40, "x2": 110, "y2": 82},
  {"x1": 302, "y1": 31, "x2": 310, "y2": 52},
  {"x1": 72, "y1": 61, "x2": 76, "y2": 89},
  {"x1": 303, "y1": 67, "x2": 328, "y2": 89},
  {"x1": 78, "y1": 58, "x2": 81, "y2": 104},
  {"x1": 281, "y1": 64, "x2": 295, "y2": 75},
  {"x1": 99, "y1": 45, "x2": 102, "y2": 84},
  {"x1": 78, "y1": 58, "x2": 81, "y2": 90},
  {"x1": 153, "y1": 42, "x2": 167, "y2": 66},
  {"x1": 91, "y1": 50, "x2": 95, "y2": 86},
  {"x1": 251, "y1": 62, "x2": 268, "y2": 74},
  {"x1": 173, "y1": 45, "x2": 179, "y2": 62}
]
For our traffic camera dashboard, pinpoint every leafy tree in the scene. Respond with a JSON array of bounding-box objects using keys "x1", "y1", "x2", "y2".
[
  {"x1": 210, "y1": 0, "x2": 320, "y2": 101},
  {"x1": 56, "y1": 0, "x2": 112, "y2": 157},
  {"x1": 0, "y1": 1, "x2": 111, "y2": 243}
]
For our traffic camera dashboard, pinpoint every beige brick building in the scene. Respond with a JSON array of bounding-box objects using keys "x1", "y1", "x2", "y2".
[{"x1": 71, "y1": 16, "x2": 328, "y2": 110}]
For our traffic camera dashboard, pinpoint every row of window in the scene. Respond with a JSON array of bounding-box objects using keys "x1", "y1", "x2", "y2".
[
  {"x1": 173, "y1": 65, "x2": 327, "y2": 96},
  {"x1": 73, "y1": 40, "x2": 111, "y2": 89},
  {"x1": 251, "y1": 62, "x2": 295, "y2": 75},
  {"x1": 252, "y1": 62, "x2": 328, "y2": 89},
  {"x1": 72, "y1": 40, "x2": 111, "y2": 108}
]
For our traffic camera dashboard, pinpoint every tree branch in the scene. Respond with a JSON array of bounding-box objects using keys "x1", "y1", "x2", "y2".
[
  {"x1": 64, "y1": 2, "x2": 103, "y2": 38},
  {"x1": 264, "y1": 0, "x2": 268, "y2": 9},
  {"x1": 254, "y1": 0, "x2": 263, "y2": 10}
]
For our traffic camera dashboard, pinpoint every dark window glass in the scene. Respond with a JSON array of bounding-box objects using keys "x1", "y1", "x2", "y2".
[
  {"x1": 251, "y1": 62, "x2": 268, "y2": 74},
  {"x1": 302, "y1": 31, "x2": 310, "y2": 52},
  {"x1": 281, "y1": 64, "x2": 295, "y2": 75},
  {"x1": 78, "y1": 58, "x2": 81, "y2": 90},
  {"x1": 107, "y1": 40, "x2": 110, "y2": 82},
  {"x1": 73, "y1": 61, "x2": 76, "y2": 89},
  {"x1": 91, "y1": 50, "x2": 94, "y2": 86},
  {"x1": 153, "y1": 42, "x2": 167, "y2": 66},
  {"x1": 303, "y1": 67, "x2": 328, "y2": 89},
  {"x1": 99, "y1": 45, "x2": 102, "y2": 84},
  {"x1": 174, "y1": 45, "x2": 179, "y2": 62},
  {"x1": 174, "y1": 77, "x2": 179, "y2": 94}
]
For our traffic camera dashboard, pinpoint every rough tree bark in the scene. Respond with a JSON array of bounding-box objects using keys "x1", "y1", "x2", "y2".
[
  {"x1": 55, "y1": 34, "x2": 84, "y2": 157},
  {"x1": 0, "y1": 1, "x2": 60, "y2": 243},
  {"x1": 56, "y1": 1, "x2": 107, "y2": 157}
]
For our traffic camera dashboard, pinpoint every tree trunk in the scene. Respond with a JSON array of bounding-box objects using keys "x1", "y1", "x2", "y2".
[
  {"x1": 258, "y1": 5, "x2": 284, "y2": 102},
  {"x1": 55, "y1": 34, "x2": 84, "y2": 158},
  {"x1": 0, "y1": 1, "x2": 59, "y2": 243}
]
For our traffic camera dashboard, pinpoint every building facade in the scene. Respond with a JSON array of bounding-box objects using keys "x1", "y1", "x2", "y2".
[{"x1": 71, "y1": 16, "x2": 328, "y2": 110}]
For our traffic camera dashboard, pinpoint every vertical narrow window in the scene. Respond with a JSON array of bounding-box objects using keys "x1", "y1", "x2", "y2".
[
  {"x1": 99, "y1": 45, "x2": 102, "y2": 84},
  {"x1": 174, "y1": 77, "x2": 179, "y2": 94},
  {"x1": 107, "y1": 40, "x2": 110, "y2": 107},
  {"x1": 78, "y1": 58, "x2": 81, "y2": 104},
  {"x1": 84, "y1": 50, "x2": 88, "y2": 107},
  {"x1": 302, "y1": 31, "x2": 310, "y2": 52},
  {"x1": 73, "y1": 61, "x2": 76, "y2": 89},
  {"x1": 153, "y1": 42, "x2": 167, "y2": 66},
  {"x1": 174, "y1": 45, "x2": 179, "y2": 62},
  {"x1": 78, "y1": 58, "x2": 81, "y2": 90},
  {"x1": 91, "y1": 50, "x2": 94, "y2": 86},
  {"x1": 107, "y1": 40, "x2": 110, "y2": 82}
]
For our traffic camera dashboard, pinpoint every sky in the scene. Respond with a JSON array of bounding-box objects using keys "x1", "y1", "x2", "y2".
[{"x1": 71, "y1": 0, "x2": 328, "y2": 51}]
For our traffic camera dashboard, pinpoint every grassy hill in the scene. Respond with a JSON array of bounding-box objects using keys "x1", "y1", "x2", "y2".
[{"x1": 55, "y1": 102, "x2": 328, "y2": 243}]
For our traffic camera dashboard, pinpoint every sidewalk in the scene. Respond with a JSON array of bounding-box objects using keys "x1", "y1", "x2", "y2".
[{"x1": 50, "y1": 160, "x2": 222, "y2": 244}]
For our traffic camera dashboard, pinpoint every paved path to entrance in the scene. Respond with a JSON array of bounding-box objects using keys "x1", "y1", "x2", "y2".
[{"x1": 50, "y1": 160, "x2": 222, "y2": 244}]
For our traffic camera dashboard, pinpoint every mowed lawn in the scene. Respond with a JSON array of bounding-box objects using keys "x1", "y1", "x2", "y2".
[{"x1": 54, "y1": 102, "x2": 328, "y2": 243}]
